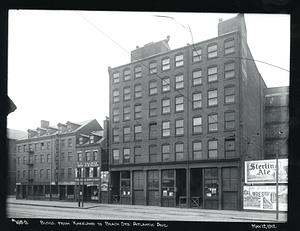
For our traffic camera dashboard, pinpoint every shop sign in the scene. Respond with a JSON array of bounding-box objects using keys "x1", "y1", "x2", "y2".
[
  {"x1": 76, "y1": 161, "x2": 99, "y2": 167},
  {"x1": 243, "y1": 185, "x2": 287, "y2": 211},
  {"x1": 245, "y1": 159, "x2": 288, "y2": 184}
]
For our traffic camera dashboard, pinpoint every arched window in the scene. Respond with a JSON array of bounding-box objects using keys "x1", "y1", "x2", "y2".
[
  {"x1": 162, "y1": 144, "x2": 170, "y2": 162},
  {"x1": 175, "y1": 53, "x2": 184, "y2": 67},
  {"x1": 134, "y1": 146, "x2": 142, "y2": 163},
  {"x1": 134, "y1": 124, "x2": 142, "y2": 140},
  {"x1": 224, "y1": 38, "x2": 235, "y2": 54},
  {"x1": 112, "y1": 128, "x2": 119, "y2": 142},
  {"x1": 112, "y1": 71, "x2": 119, "y2": 84},
  {"x1": 123, "y1": 126, "x2": 130, "y2": 142},
  {"x1": 162, "y1": 120, "x2": 170, "y2": 137},
  {"x1": 149, "y1": 61, "x2": 157, "y2": 74},
  {"x1": 134, "y1": 103, "x2": 142, "y2": 119},
  {"x1": 134, "y1": 65, "x2": 142, "y2": 78},
  {"x1": 149, "y1": 80, "x2": 158, "y2": 95},
  {"x1": 149, "y1": 145, "x2": 157, "y2": 163},
  {"x1": 225, "y1": 110, "x2": 235, "y2": 130},
  {"x1": 207, "y1": 43, "x2": 218, "y2": 58},
  {"x1": 123, "y1": 105, "x2": 130, "y2": 121},
  {"x1": 224, "y1": 85, "x2": 235, "y2": 104},
  {"x1": 208, "y1": 65, "x2": 218, "y2": 82},
  {"x1": 112, "y1": 89, "x2": 120, "y2": 103},
  {"x1": 112, "y1": 107, "x2": 119, "y2": 123},
  {"x1": 162, "y1": 97, "x2": 170, "y2": 114},
  {"x1": 192, "y1": 91, "x2": 202, "y2": 109},
  {"x1": 193, "y1": 141, "x2": 202, "y2": 159},
  {"x1": 162, "y1": 76, "x2": 170, "y2": 92},
  {"x1": 208, "y1": 113, "x2": 218, "y2": 132},
  {"x1": 149, "y1": 121, "x2": 157, "y2": 139},
  {"x1": 208, "y1": 88, "x2": 218, "y2": 106},
  {"x1": 134, "y1": 84, "x2": 142, "y2": 98},
  {"x1": 112, "y1": 149, "x2": 119, "y2": 164},
  {"x1": 123, "y1": 86, "x2": 131, "y2": 101},
  {"x1": 123, "y1": 68, "x2": 131, "y2": 81},
  {"x1": 175, "y1": 95, "x2": 184, "y2": 112},
  {"x1": 175, "y1": 118, "x2": 184, "y2": 136},
  {"x1": 224, "y1": 61, "x2": 235, "y2": 79},
  {"x1": 192, "y1": 48, "x2": 202, "y2": 63},
  {"x1": 123, "y1": 148, "x2": 130, "y2": 164},
  {"x1": 192, "y1": 69, "x2": 202, "y2": 85},
  {"x1": 149, "y1": 100, "x2": 157, "y2": 117},
  {"x1": 162, "y1": 57, "x2": 170, "y2": 71},
  {"x1": 192, "y1": 116, "x2": 202, "y2": 134},
  {"x1": 175, "y1": 73, "x2": 184, "y2": 89},
  {"x1": 208, "y1": 139, "x2": 218, "y2": 158}
]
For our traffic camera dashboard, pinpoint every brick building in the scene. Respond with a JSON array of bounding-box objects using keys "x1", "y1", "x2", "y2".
[
  {"x1": 108, "y1": 14, "x2": 266, "y2": 210},
  {"x1": 6, "y1": 129, "x2": 27, "y2": 195},
  {"x1": 264, "y1": 86, "x2": 289, "y2": 159},
  {"x1": 15, "y1": 119, "x2": 107, "y2": 202}
]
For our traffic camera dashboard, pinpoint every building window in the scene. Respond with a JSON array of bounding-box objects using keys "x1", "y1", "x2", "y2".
[
  {"x1": 134, "y1": 146, "x2": 142, "y2": 163},
  {"x1": 123, "y1": 68, "x2": 131, "y2": 81},
  {"x1": 225, "y1": 85, "x2": 235, "y2": 104},
  {"x1": 40, "y1": 154, "x2": 44, "y2": 163},
  {"x1": 79, "y1": 137, "x2": 83, "y2": 145},
  {"x1": 149, "y1": 122, "x2": 157, "y2": 139},
  {"x1": 90, "y1": 136, "x2": 94, "y2": 144},
  {"x1": 208, "y1": 44, "x2": 217, "y2": 58},
  {"x1": 175, "y1": 53, "x2": 184, "y2": 67},
  {"x1": 47, "y1": 142, "x2": 50, "y2": 149},
  {"x1": 208, "y1": 66, "x2": 218, "y2": 82},
  {"x1": 34, "y1": 155, "x2": 38, "y2": 163},
  {"x1": 61, "y1": 152, "x2": 65, "y2": 161},
  {"x1": 28, "y1": 155, "x2": 32, "y2": 164},
  {"x1": 193, "y1": 141, "x2": 202, "y2": 159},
  {"x1": 225, "y1": 138, "x2": 235, "y2": 157},
  {"x1": 93, "y1": 150, "x2": 98, "y2": 161},
  {"x1": 47, "y1": 154, "x2": 50, "y2": 162},
  {"x1": 40, "y1": 169, "x2": 44, "y2": 179},
  {"x1": 208, "y1": 114, "x2": 218, "y2": 132},
  {"x1": 175, "y1": 142, "x2": 184, "y2": 161},
  {"x1": 35, "y1": 143, "x2": 38, "y2": 151},
  {"x1": 86, "y1": 151, "x2": 91, "y2": 161},
  {"x1": 193, "y1": 48, "x2": 202, "y2": 62},
  {"x1": 149, "y1": 100, "x2": 157, "y2": 117},
  {"x1": 123, "y1": 126, "x2": 130, "y2": 142},
  {"x1": 123, "y1": 105, "x2": 130, "y2": 121},
  {"x1": 40, "y1": 143, "x2": 44, "y2": 150},
  {"x1": 162, "y1": 98, "x2": 170, "y2": 114},
  {"x1": 23, "y1": 145, "x2": 27, "y2": 152},
  {"x1": 68, "y1": 138, "x2": 72, "y2": 147},
  {"x1": 113, "y1": 71, "x2": 119, "y2": 84},
  {"x1": 134, "y1": 84, "x2": 142, "y2": 98},
  {"x1": 162, "y1": 121, "x2": 170, "y2": 137},
  {"x1": 149, "y1": 80, "x2": 157, "y2": 95},
  {"x1": 68, "y1": 168, "x2": 72, "y2": 179},
  {"x1": 162, "y1": 77, "x2": 170, "y2": 92},
  {"x1": 112, "y1": 128, "x2": 119, "y2": 142},
  {"x1": 192, "y1": 69, "x2": 202, "y2": 86},
  {"x1": 149, "y1": 145, "x2": 157, "y2": 163},
  {"x1": 192, "y1": 92, "x2": 202, "y2": 109},
  {"x1": 208, "y1": 89, "x2": 218, "y2": 106},
  {"x1": 23, "y1": 170, "x2": 26, "y2": 179},
  {"x1": 113, "y1": 107, "x2": 120, "y2": 123},
  {"x1": 113, "y1": 149, "x2": 119, "y2": 164},
  {"x1": 134, "y1": 103, "x2": 142, "y2": 119},
  {"x1": 18, "y1": 146, "x2": 21, "y2": 153},
  {"x1": 29, "y1": 144, "x2": 33, "y2": 151},
  {"x1": 225, "y1": 111, "x2": 235, "y2": 130},
  {"x1": 148, "y1": 170, "x2": 159, "y2": 189},
  {"x1": 46, "y1": 169, "x2": 50, "y2": 179},
  {"x1": 175, "y1": 95, "x2": 184, "y2": 112},
  {"x1": 68, "y1": 152, "x2": 72, "y2": 161},
  {"x1": 23, "y1": 156, "x2": 27, "y2": 164},
  {"x1": 61, "y1": 168, "x2": 65, "y2": 179},
  {"x1": 123, "y1": 86, "x2": 131, "y2": 101},
  {"x1": 123, "y1": 148, "x2": 130, "y2": 164},
  {"x1": 162, "y1": 57, "x2": 170, "y2": 71},
  {"x1": 34, "y1": 170, "x2": 37, "y2": 179},
  {"x1": 78, "y1": 152, "x2": 82, "y2": 162},
  {"x1": 175, "y1": 118, "x2": 184, "y2": 136},
  {"x1": 175, "y1": 74, "x2": 184, "y2": 89},
  {"x1": 208, "y1": 140, "x2": 218, "y2": 158},
  {"x1": 224, "y1": 39, "x2": 235, "y2": 55},
  {"x1": 225, "y1": 61, "x2": 235, "y2": 78},
  {"x1": 193, "y1": 116, "x2": 202, "y2": 134},
  {"x1": 149, "y1": 61, "x2": 157, "y2": 74},
  {"x1": 162, "y1": 144, "x2": 170, "y2": 162},
  {"x1": 134, "y1": 65, "x2": 142, "y2": 78},
  {"x1": 17, "y1": 157, "x2": 20, "y2": 164},
  {"x1": 61, "y1": 140, "x2": 65, "y2": 149},
  {"x1": 134, "y1": 124, "x2": 142, "y2": 140},
  {"x1": 113, "y1": 89, "x2": 120, "y2": 103}
]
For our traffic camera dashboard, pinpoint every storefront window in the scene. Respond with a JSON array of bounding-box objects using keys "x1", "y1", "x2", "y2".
[
  {"x1": 204, "y1": 179, "x2": 218, "y2": 197},
  {"x1": 121, "y1": 171, "x2": 130, "y2": 196},
  {"x1": 162, "y1": 170, "x2": 175, "y2": 197}
]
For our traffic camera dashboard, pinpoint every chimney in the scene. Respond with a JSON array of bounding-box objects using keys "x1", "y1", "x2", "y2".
[{"x1": 41, "y1": 120, "x2": 49, "y2": 129}]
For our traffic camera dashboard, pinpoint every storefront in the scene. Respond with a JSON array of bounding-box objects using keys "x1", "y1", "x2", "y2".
[{"x1": 109, "y1": 161, "x2": 240, "y2": 210}]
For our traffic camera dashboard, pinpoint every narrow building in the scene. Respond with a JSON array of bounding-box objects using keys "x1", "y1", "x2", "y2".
[{"x1": 108, "y1": 14, "x2": 266, "y2": 210}]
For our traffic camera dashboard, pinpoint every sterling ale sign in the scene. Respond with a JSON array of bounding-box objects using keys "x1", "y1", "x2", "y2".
[{"x1": 245, "y1": 159, "x2": 288, "y2": 184}]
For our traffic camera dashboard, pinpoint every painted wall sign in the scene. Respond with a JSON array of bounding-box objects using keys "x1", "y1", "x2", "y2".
[
  {"x1": 245, "y1": 159, "x2": 288, "y2": 184},
  {"x1": 243, "y1": 185, "x2": 287, "y2": 211}
]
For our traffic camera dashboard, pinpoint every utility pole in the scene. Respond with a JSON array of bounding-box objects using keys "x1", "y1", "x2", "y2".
[{"x1": 78, "y1": 167, "x2": 81, "y2": 207}]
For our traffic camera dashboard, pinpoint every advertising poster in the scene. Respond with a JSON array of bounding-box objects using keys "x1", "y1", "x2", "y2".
[
  {"x1": 245, "y1": 159, "x2": 288, "y2": 184},
  {"x1": 243, "y1": 185, "x2": 287, "y2": 211}
]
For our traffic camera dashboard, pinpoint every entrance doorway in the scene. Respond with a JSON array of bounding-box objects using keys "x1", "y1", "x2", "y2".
[{"x1": 190, "y1": 168, "x2": 203, "y2": 208}]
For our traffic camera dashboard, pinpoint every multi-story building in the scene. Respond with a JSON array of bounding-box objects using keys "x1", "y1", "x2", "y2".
[
  {"x1": 15, "y1": 119, "x2": 105, "y2": 202},
  {"x1": 6, "y1": 129, "x2": 27, "y2": 195},
  {"x1": 264, "y1": 86, "x2": 289, "y2": 159},
  {"x1": 108, "y1": 14, "x2": 266, "y2": 210}
]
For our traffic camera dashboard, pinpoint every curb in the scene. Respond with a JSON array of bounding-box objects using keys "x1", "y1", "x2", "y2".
[{"x1": 7, "y1": 202, "x2": 101, "y2": 209}]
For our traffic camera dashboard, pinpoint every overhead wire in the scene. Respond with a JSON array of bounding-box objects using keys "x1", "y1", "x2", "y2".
[{"x1": 74, "y1": 11, "x2": 288, "y2": 154}]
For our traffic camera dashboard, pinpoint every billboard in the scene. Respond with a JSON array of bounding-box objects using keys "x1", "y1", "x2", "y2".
[
  {"x1": 243, "y1": 185, "x2": 287, "y2": 211},
  {"x1": 245, "y1": 159, "x2": 288, "y2": 184}
]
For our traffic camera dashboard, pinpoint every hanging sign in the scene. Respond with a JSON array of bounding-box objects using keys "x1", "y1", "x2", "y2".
[{"x1": 245, "y1": 159, "x2": 288, "y2": 184}]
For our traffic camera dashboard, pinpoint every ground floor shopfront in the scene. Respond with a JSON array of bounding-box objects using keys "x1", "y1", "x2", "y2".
[
  {"x1": 108, "y1": 160, "x2": 241, "y2": 210},
  {"x1": 15, "y1": 182, "x2": 108, "y2": 203}
]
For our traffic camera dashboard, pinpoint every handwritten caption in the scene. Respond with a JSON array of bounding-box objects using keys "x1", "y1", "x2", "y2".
[
  {"x1": 251, "y1": 224, "x2": 277, "y2": 229},
  {"x1": 11, "y1": 219, "x2": 168, "y2": 228}
]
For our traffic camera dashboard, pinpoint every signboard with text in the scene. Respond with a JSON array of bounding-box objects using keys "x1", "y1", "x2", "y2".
[
  {"x1": 245, "y1": 159, "x2": 288, "y2": 184},
  {"x1": 243, "y1": 185, "x2": 287, "y2": 211}
]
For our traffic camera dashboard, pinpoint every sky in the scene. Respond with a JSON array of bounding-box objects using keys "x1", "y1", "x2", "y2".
[{"x1": 7, "y1": 10, "x2": 290, "y2": 131}]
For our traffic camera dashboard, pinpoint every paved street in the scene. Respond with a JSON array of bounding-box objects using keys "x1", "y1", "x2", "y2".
[{"x1": 6, "y1": 197, "x2": 287, "y2": 223}]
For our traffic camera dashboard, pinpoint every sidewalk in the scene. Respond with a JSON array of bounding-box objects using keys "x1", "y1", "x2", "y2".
[{"x1": 7, "y1": 197, "x2": 287, "y2": 222}]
